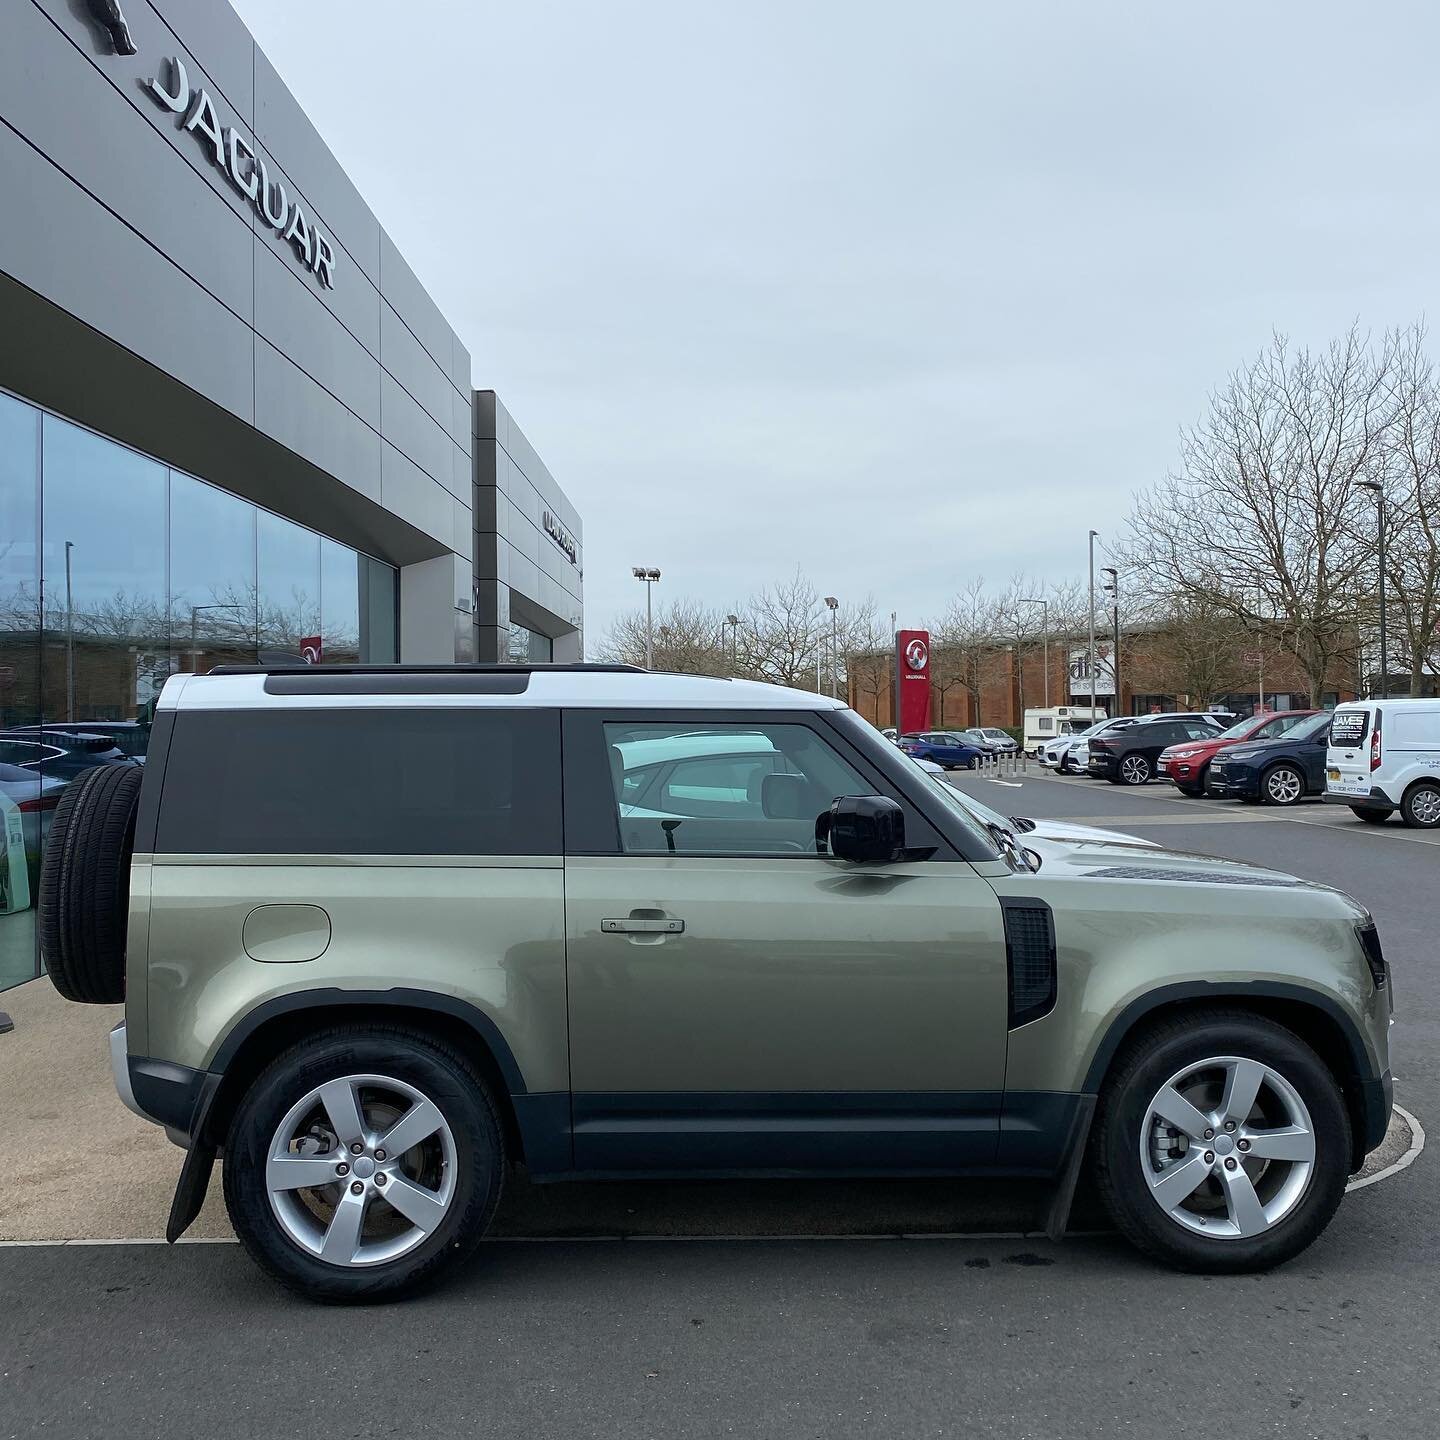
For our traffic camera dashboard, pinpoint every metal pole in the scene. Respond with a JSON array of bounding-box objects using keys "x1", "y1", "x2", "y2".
[
  {"x1": 63, "y1": 540, "x2": 75, "y2": 723},
  {"x1": 1042, "y1": 599, "x2": 1049, "y2": 709},
  {"x1": 645, "y1": 581, "x2": 653, "y2": 670},
  {"x1": 831, "y1": 607, "x2": 839, "y2": 699},
  {"x1": 1088, "y1": 530, "x2": 1098, "y2": 715},
  {"x1": 1378, "y1": 490, "x2": 1389, "y2": 696}
]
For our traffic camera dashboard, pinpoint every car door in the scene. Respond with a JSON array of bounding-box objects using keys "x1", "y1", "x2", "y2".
[
  {"x1": 1299, "y1": 717, "x2": 1332, "y2": 792},
  {"x1": 561, "y1": 710, "x2": 1011, "y2": 1172}
]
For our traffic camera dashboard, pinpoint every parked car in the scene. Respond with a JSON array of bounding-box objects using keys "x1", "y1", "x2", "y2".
[
  {"x1": 964, "y1": 726, "x2": 1019, "y2": 753},
  {"x1": 1073, "y1": 712, "x2": 1230, "y2": 778},
  {"x1": 1323, "y1": 698, "x2": 1440, "y2": 827},
  {"x1": 0, "y1": 728, "x2": 143, "y2": 782},
  {"x1": 930, "y1": 770, "x2": 1157, "y2": 848},
  {"x1": 1206, "y1": 710, "x2": 1334, "y2": 805},
  {"x1": 40, "y1": 665, "x2": 1393, "y2": 1299},
  {"x1": 899, "y1": 732, "x2": 986, "y2": 769},
  {"x1": 1088, "y1": 717, "x2": 1226, "y2": 785},
  {"x1": 1158, "y1": 710, "x2": 1321, "y2": 797}
]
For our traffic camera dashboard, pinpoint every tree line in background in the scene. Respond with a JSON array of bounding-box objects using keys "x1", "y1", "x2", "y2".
[{"x1": 599, "y1": 322, "x2": 1440, "y2": 706}]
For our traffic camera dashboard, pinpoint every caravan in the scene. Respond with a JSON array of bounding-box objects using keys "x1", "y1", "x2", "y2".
[{"x1": 1023, "y1": 705, "x2": 1106, "y2": 755}]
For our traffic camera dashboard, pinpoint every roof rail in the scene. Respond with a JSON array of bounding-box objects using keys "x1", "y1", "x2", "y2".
[{"x1": 207, "y1": 663, "x2": 644, "y2": 676}]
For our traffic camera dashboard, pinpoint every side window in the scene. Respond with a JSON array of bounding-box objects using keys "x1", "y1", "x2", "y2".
[
  {"x1": 603, "y1": 721, "x2": 877, "y2": 856},
  {"x1": 1181, "y1": 722, "x2": 1214, "y2": 739},
  {"x1": 156, "y1": 708, "x2": 561, "y2": 855}
]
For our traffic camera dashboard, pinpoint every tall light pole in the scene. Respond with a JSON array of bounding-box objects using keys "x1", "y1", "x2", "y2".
[
  {"x1": 1020, "y1": 597, "x2": 1048, "y2": 708},
  {"x1": 1101, "y1": 567, "x2": 1119, "y2": 713},
  {"x1": 1359, "y1": 480, "x2": 1388, "y2": 697},
  {"x1": 1088, "y1": 530, "x2": 1099, "y2": 714},
  {"x1": 725, "y1": 613, "x2": 740, "y2": 674},
  {"x1": 63, "y1": 540, "x2": 75, "y2": 722},
  {"x1": 631, "y1": 567, "x2": 661, "y2": 669},
  {"x1": 824, "y1": 596, "x2": 840, "y2": 699}
]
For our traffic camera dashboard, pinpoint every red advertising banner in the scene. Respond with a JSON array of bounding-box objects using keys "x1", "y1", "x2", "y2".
[{"x1": 894, "y1": 629, "x2": 931, "y2": 735}]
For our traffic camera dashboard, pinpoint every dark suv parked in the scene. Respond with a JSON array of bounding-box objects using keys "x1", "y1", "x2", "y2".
[
  {"x1": 1207, "y1": 710, "x2": 1334, "y2": 805},
  {"x1": 1087, "y1": 717, "x2": 1225, "y2": 785}
]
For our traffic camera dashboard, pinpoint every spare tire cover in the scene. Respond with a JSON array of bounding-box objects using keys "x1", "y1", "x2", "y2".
[{"x1": 39, "y1": 764, "x2": 143, "y2": 1004}]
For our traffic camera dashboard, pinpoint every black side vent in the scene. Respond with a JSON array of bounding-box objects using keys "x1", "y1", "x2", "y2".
[
  {"x1": 1002, "y1": 897, "x2": 1057, "y2": 1029},
  {"x1": 1356, "y1": 922, "x2": 1389, "y2": 991}
]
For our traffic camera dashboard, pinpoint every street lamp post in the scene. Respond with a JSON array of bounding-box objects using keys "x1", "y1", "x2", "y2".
[
  {"x1": 725, "y1": 613, "x2": 740, "y2": 674},
  {"x1": 1020, "y1": 597, "x2": 1049, "y2": 709},
  {"x1": 824, "y1": 596, "x2": 839, "y2": 699},
  {"x1": 1101, "y1": 568, "x2": 1119, "y2": 713},
  {"x1": 631, "y1": 567, "x2": 661, "y2": 669},
  {"x1": 1087, "y1": 530, "x2": 1099, "y2": 714},
  {"x1": 63, "y1": 540, "x2": 75, "y2": 723},
  {"x1": 1359, "y1": 481, "x2": 1388, "y2": 697}
]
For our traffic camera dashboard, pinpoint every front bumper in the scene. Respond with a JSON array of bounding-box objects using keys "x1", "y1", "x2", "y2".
[
  {"x1": 1086, "y1": 756, "x2": 1116, "y2": 777},
  {"x1": 1206, "y1": 765, "x2": 1260, "y2": 798}
]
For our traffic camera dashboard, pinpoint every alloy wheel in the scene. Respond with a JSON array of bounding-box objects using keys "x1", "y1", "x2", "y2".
[
  {"x1": 1120, "y1": 755, "x2": 1151, "y2": 785},
  {"x1": 265, "y1": 1073, "x2": 457, "y2": 1267},
  {"x1": 1265, "y1": 766, "x2": 1304, "y2": 805},
  {"x1": 1140, "y1": 1055, "x2": 1315, "y2": 1240},
  {"x1": 1408, "y1": 785, "x2": 1440, "y2": 827}
]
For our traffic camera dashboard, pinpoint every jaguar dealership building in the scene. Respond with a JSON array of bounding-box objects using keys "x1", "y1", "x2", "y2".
[{"x1": 0, "y1": 0, "x2": 584, "y2": 988}]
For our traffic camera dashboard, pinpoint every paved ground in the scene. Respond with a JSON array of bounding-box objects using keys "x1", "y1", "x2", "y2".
[{"x1": 0, "y1": 769, "x2": 1434, "y2": 1437}]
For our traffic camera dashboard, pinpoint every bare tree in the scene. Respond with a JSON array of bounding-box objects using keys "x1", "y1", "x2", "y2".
[
  {"x1": 1124, "y1": 328, "x2": 1384, "y2": 702},
  {"x1": 933, "y1": 577, "x2": 1001, "y2": 722},
  {"x1": 596, "y1": 598, "x2": 726, "y2": 674},
  {"x1": 1142, "y1": 595, "x2": 1251, "y2": 707},
  {"x1": 1373, "y1": 324, "x2": 1440, "y2": 693}
]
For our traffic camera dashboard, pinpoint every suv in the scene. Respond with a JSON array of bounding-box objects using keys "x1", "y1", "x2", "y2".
[
  {"x1": 1086, "y1": 716, "x2": 1227, "y2": 785},
  {"x1": 41, "y1": 665, "x2": 1393, "y2": 1300}
]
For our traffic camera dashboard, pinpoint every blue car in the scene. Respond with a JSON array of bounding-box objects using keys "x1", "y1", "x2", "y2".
[{"x1": 898, "y1": 731, "x2": 985, "y2": 770}]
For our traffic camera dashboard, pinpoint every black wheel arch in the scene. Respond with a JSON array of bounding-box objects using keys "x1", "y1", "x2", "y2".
[
  {"x1": 197, "y1": 989, "x2": 561, "y2": 1174},
  {"x1": 1081, "y1": 981, "x2": 1386, "y2": 1171}
]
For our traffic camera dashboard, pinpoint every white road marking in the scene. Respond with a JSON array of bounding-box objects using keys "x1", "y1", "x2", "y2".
[{"x1": 1347, "y1": 1104, "x2": 1426, "y2": 1192}]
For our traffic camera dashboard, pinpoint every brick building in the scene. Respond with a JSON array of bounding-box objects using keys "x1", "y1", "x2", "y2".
[{"x1": 847, "y1": 628, "x2": 1359, "y2": 731}]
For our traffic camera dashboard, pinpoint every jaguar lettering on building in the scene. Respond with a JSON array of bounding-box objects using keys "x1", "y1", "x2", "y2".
[
  {"x1": 543, "y1": 509, "x2": 578, "y2": 565},
  {"x1": 148, "y1": 56, "x2": 337, "y2": 290}
]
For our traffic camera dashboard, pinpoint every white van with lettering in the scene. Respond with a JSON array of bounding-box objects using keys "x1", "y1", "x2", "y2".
[{"x1": 1323, "y1": 699, "x2": 1440, "y2": 828}]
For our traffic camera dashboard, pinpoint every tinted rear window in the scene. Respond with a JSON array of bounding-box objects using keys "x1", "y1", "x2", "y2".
[
  {"x1": 156, "y1": 708, "x2": 560, "y2": 855},
  {"x1": 1329, "y1": 710, "x2": 1369, "y2": 745}
]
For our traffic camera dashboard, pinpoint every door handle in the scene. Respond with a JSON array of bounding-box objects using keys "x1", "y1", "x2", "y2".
[{"x1": 601, "y1": 917, "x2": 685, "y2": 934}]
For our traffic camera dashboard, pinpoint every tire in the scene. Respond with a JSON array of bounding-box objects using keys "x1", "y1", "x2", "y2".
[
  {"x1": 223, "y1": 1026, "x2": 505, "y2": 1303},
  {"x1": 1350, "y1": 806, "x2": 1393, "y2": 825},
  {"x1": 37, "y1": 764, "x2": 143, "y2": 1004},
  {"x1": 1260, "y1": 763, "x2": 1306, "y2": 807},
  {"x1": 1119, "y1": 754, "x2": 1152, "y2": 786},
  {"x1": 1400, "y1": 780, "x2": 1440, "y2": 829},
  {"x1": 1094, "y1": 1009, "x2": 1349, "y2": 1273}
]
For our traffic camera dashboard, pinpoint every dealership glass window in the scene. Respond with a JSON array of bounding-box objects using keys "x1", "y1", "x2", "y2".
[
  {"x1": 170, "y1": 471, "x2": 256, "y2": 674},
  {"x1": 507, "y1": 621, "x2": 552, "y2": 663},
  {"x1": 41, "y1": 414, "x2": 168, "y2": 726},
  {"x1": 257, "y1": 510, "x2": 321, "y2": 662},
  {"x1": 0, "y1": 391, "x2": 402, "y2": 992}
]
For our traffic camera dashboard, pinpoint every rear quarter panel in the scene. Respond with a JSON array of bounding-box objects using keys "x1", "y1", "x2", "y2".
[{"x1": 139, "y1": 855, "x2": 569, "y2": 1092}]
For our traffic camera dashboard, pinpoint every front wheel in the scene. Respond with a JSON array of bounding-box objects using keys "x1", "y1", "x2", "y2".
[
  {"x1": 1261, "y1": 763, "x2": 1306, "y2": 806},
  {"x1": 1093, "y1": 1010, "x2": 1349, "y2": 1273},
  {"x1": 224, "y1": 1027, "x2": 505, "y2": 1302}
]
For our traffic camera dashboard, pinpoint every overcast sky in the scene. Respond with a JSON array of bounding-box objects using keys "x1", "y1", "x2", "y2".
[{"x1": 232, "y1": 0, "x2": 1440, "y2": 646}]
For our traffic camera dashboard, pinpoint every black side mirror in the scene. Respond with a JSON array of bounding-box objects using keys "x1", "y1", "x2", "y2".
[{"x1": 820, "y1": 794, "x2": 906, "y2": 863}]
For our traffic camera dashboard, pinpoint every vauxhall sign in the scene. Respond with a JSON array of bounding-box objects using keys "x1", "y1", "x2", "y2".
[{"x1": 147, "y1": 56, "x2": 337, "y2": 290}]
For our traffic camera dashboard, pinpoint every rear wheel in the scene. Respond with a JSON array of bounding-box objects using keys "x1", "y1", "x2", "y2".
[
  {"x1": 1119, "y1": 754, "x2": 1152, "y2": 785},
  {"x1": 1094, "y1": 1011, "x2": 1349, "y2": 1273},
  {"x1": 1260, "y1": 763, "x2": 1306, "y2": 806},
  {"x1": 1400, "y1": 780, "x2": 1440, "y2": 829},
  {"x1": 1350, "y1": 806, "x2": 1393, "y2": 824},
  {"x1": 224, "y1": 1027, "x2": 504, "y2": 1302}
]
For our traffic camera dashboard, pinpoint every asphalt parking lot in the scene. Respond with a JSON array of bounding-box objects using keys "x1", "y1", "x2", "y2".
[{"x1": 1, "y1": 768, "x2": 1434, "y2": 1439}]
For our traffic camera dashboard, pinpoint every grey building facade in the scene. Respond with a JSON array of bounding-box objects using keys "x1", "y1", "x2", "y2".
[{"x1": 0, "y1": 0, "x2": 582, "y2": 989}]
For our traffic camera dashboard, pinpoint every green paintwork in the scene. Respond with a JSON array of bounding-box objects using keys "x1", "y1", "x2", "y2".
[{"x1": 125, "y1": 834, "x2": 1390, "y2": 1126}]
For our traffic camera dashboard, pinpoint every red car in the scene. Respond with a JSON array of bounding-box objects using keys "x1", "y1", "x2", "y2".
[{"x1": 1158, "y1": 710, "x2": 1322, "y2": 796}]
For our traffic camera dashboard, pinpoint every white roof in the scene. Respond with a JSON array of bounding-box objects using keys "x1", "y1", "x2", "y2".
[{"x1": 158, "y1": 668, "x2": 850, "y2": 712}]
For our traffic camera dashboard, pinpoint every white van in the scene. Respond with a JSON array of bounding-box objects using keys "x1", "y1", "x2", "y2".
[
  {"x1": 1324, "y1": 698, "x2": 1440, "y2": 827},
  {"x1": 1023, "y1": 705, "x2": 1107, "y2": 754}
]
